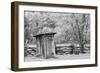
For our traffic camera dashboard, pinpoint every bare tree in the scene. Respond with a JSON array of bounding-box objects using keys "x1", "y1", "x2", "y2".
[{"x1": 70, "y1": 14, "x2": 90, "y2": 53}]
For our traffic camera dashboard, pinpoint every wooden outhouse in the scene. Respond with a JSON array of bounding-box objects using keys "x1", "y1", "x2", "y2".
[{"x1": 34, "y1": 32, "x2": 56, "y2": 59}]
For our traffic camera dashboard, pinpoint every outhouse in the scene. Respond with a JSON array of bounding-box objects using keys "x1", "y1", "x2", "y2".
[{"x1": 34, "y1": 32, "x2": 56, "y2": 59}]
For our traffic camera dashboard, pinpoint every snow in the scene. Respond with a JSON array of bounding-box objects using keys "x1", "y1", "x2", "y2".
[{"x1": 24, "y1": 53, "x2": 90, "y2": 62}]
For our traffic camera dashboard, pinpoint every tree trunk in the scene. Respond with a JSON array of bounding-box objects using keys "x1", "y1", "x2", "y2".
[{"x1": 80, "y1": 43, "x2": 85, "y2": 53}]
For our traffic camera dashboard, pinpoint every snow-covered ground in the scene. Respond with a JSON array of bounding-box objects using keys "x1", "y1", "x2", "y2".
[{"x1": 24, "y1": 53, "x2": 90, "y2": 62}]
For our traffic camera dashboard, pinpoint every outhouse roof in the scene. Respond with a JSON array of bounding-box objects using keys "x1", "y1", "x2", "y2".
[{"x1": 33, "y1": 32, "x2": 56, "y2": 37}]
